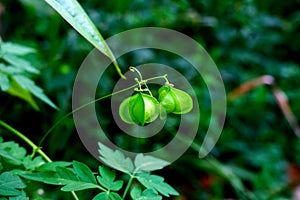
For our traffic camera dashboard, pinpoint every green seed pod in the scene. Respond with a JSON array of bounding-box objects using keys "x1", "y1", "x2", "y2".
[
  {"x1": 158, "y1": 85, "x2": 193, "y2": 114},
  {"x1": 119, "y1": 93, "x2": 159, "y2": 126}
]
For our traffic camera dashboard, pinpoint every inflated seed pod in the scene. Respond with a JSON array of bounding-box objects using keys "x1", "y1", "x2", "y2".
[
  {"x1": 119, "y1": 93, "x2": 160, "y2": 126},
  {"x1": 158, "y1": 85, "x2": 193, "y2": 114}
]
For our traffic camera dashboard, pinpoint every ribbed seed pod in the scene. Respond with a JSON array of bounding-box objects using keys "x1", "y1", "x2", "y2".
[
  {"x1": 119, "y1": 93, "x2": 159, "y2": 126},
  {"x1": 158, "y1": 86, "x2": 193, "y2": 114}
]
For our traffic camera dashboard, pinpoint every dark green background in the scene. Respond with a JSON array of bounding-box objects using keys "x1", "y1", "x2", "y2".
[{"x1": 0, "y1": 0, "x2": 300, "y2": 199}]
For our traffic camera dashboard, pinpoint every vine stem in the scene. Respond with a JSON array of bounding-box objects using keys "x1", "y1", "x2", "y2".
[
  {"x1": 0, "y1": 120, "x2": 79, "y2": 200},
  {"x1": 38, "y1": 84, "x2": 137, "y2": 148},
  {"x1": 38, "y1": 74, "x2": 169, "y2": 147},
  {"x1": 0, "y1": 120, "x2": 52, "y2": 162},
  {"x1": 122, "y1": 175, "x2": 134, "y2": 199}
]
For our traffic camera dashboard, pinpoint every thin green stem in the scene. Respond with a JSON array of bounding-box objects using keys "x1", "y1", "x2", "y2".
[
  {"x1": 129, "y1": 66, "x2": 143, "y2": 82},
  {"x1": 113, "y1": 61, "x2": 126, "y2": 79},
  {"x1": 96, "y1": 185, "x2": 107, "y2": 192},
  {"x1": 162, "y1": 74, "x2": 169, "y2": 84},
  {"x1": 0, "y1": 120, "x2": 52, "y2": 162},
  {"x1": 0, "y1": 120, "x2": 79, "y2": 200},
  {"x1": 145, "y1": 84, "x2": 153, "y2": 96},
  {"x1": 145, "y1": 75, "x2": 168, "y2": 83},
  {"x1": 38, "y1": 84, "x2": 137, "y2": 147},
  {"x1": 122, "y1": 175, "x2": 134, "y2": 199},
  {"x1": 71, "y1": 192, "x2": 80, "y2": 200}
]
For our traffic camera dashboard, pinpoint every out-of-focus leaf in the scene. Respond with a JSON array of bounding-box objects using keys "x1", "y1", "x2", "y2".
[
  {"x1": 1, "y1": 42, "x2": 36, "y2": 55},
  {"x1": 12, "y1": 75, "x2": 57, "y2": 110},
  {"x1": 0, "y1": 73, "x2": 10, "y2": 91},
  {"x1": 2, "y1": 54, "x2": 39, "y2": 74},
  {"x1": 6, "y1": 77, "x2": 40, "y2": 111}
]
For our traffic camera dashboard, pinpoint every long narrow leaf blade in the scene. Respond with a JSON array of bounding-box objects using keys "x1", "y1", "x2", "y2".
[{"x1": 43, "y1": 0, "x2": 125, "y2": 78}]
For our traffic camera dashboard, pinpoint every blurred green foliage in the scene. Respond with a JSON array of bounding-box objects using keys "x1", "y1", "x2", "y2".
[{"x1": 0, "y1": 0, "x2": 300, "y2": 199}]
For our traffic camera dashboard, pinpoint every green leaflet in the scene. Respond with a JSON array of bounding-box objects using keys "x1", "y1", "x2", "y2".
[
  {"x1": 43, "y1": 0, "x2": 124, "y2": 78},
  {"x1": 6, "y1": 76, "x2": 58, "y2": 111},
  {"x1": 136, "y1": 172, "x2": 179, "y2": 197},
  {"x1": 37, "y1": 161, "x2": 72, "y2": 172},
  {"x1": 0, "y1": 172, "x2": 26, "y2": 196},
  {"x1": 18, "y1": 170, "x2": 100, "y2": 192},
  {"x1": 0, "y1": 140, "x2": 27, "y2": 166},
  {"x1": 2, "y1": 54, "x2": 39, "y2": 74},
  {"x1": 73, "y1": 160, "x2": 97, "y2": 184},
  {"x1": 8, "y1": 194, "x2": 29, "y2": 200},
  {"x1": 0, "y1": 73, "x2": 10, "y2": 91},
  {"x1": 0, "y1": 139, "x2": 44, "y2": 170},
  {"x1": 98, "y1": 143, "x2": 134, "y2": 174},
  {"x1": 1, "y1": 42, "x2": 36, "y2": 55},
  {"x1": 92, "y1": 192, "x2": 122, "y2": 200},
  {"x1": 98, "y1": 143, "x2": 171, "y2": 174},
  {"x1": 6, "y1": 77, "x2": 40, "y2": 111},
  {"x1": 17, "y1": 161, "x2": 102, "y2": 192},
  {"x1": 61, "y1": 182, "x2": 100, "y2": 192},
  {"x1": 22, "y1": 156, "x2": 45, "y2": 171},
  {"x1": 130, "y1": 186, "x2": 162, "y2": 200},
  {"x1": 134, "y1": 154, "x2": 170, "y2": 173},
  {"x1": 97, "y1": 166, "x2": 123, "y2": 191},
  {"x1": 56, "y1": 167, "x2": 78, "y2": 181}
]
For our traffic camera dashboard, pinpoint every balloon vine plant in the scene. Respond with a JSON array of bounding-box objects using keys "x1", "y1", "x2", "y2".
[{"x1": 0, "y1": 66, "x2": 194, "y2": 200}]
